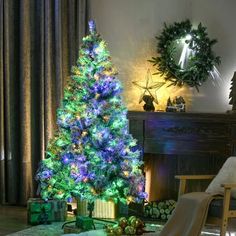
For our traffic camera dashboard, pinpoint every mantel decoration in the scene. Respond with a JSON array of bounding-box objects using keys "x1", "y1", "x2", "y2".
[
  {"x1": 132, "y1": 69, "x2": 165, "y2": 111},
  {"x1": 149, "y1": 20, "x2": 221, "y2": 90},
  {"x1": 166, "y1": 96, "x2": 186, "y2": 112}
]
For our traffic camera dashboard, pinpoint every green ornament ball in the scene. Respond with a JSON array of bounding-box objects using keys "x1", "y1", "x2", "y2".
[
  {"x1": 130, "y1": 218, "x2": 138, "y2": 228},
  {"x1": 124, "y1": 226, "x2": 136, "y2": 235},
  {"x1": 135, "y1": 218, "x2": 144, "y2": 229},
  {"x1": 113, "y1": 225, "x2": 123, "y2": 235},
  {"x1": 106, "y1": 228, "x2": 115, "y2": 236},
  {"x1": 128, "y1": 216, "x2": 136, "y2": 225},
  {"x1": 105, "y1": 225, "x2": 114, "y2": 234}
]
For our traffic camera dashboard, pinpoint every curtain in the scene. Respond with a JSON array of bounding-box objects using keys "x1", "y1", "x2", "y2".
[{"x1": 0, "y1": 0, "x2": 88, "y2": 205}]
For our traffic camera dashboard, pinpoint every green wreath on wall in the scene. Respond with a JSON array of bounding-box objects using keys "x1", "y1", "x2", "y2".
[{"x1": 149, "y1": 20, "x2": 221, "y2": 90}]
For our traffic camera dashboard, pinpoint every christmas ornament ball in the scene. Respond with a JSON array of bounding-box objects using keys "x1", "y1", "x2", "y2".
[
  {"x1": 124, "y1": 225, "x2": 136, "y2": 235},
  {"x1": 106, "y1": 228, "x2": 115, "y2": 236},
  {"x1": 136, "y1": 227, "x2": 144, "y2": 235},
  {"x1": 128, "y1": 216, "x2": 137, "y2": 225},
  {"x1": 113, "y1": 225, "x2": 123, "y2": 235},
  {"x1": 118, "y1": 217, "x2": 127, "y2": 229},
  {"x1": 131, "y1": 218, "x2": 144, "y2": 229},
  {"x1": 105, "y1": 225, "x2": 113, "y2": 233}
]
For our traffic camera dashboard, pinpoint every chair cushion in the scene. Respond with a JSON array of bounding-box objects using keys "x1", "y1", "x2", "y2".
[
  {"x1": 205, "y1": 156, "x2": 236, "y2": 198},
  {"x1": 208, "y1": 198, "x2": 236, "y2": 218}
]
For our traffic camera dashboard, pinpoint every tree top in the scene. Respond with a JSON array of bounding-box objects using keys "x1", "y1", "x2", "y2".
[{"x1": 88, "y1": 20, "x2": 96, "y2": 34}]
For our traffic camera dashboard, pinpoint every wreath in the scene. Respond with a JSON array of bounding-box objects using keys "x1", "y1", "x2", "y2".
[{"x1": 149, "y1": 20, "x2": 221, "y2": 90}]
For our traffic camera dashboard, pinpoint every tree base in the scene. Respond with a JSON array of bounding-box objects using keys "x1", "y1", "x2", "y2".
[{"x1": 63, "y1": 225, "x2": 82, "y2": 234}]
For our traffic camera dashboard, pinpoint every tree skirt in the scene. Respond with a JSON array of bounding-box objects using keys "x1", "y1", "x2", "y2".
[
  {"x1": 6, "y1": 221, "x2": 228, "y2": 236},
  {"x1": 6, "y1": 222, "x2": 64, "y2": 236}
]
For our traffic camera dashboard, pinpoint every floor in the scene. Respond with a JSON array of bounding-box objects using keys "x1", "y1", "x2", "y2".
[
  {"x1": 0, "y1": 206, "x2": 30, "y2": 236},
  {"x1": 1, "y1": 205, "x2": 236, "y2": 236}
]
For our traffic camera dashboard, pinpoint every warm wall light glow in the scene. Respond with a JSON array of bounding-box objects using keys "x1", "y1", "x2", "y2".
[
  {"x1": 118, "y1": 42, "x2": 193, "y2": 111},
  {"x1": 132, "y1": 69, "x2": 165, "y2": 105},
  {"x1": 126, "y1": 67, "x2": 192, "y2": 112}
]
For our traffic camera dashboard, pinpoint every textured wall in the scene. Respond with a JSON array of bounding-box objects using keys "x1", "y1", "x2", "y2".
[
  {"x1": 89, "y1": 0, "x2": 235, "y2": 112},
  {"x1": 190, "y1": 0, "x2": 236, "y2": 112}
]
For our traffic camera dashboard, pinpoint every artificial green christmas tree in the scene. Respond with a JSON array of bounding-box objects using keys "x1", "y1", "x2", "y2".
[{"x1": 36, "y1": 21, "x2": 146, "y2": 210}]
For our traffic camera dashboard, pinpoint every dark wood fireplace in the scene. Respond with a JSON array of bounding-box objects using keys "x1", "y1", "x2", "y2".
[{"x1": 128, "y1": 111, "x2": 236, "y2": 201}]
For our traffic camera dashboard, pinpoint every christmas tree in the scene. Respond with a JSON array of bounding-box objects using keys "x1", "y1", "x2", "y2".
[{"x1": 36, "y1": 20, "x2": 146, "y2": 206}]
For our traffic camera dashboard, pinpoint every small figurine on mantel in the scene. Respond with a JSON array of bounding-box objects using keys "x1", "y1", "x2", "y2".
[
  {"x1": 166, "y1": 96, "x2": 186, "y2": 112},
  {"x1": 166, "y1": 97, "x2": 176, "y2": 112},
  {"x1": 142, "y1": 95, "x2": 155, "y2": 112},
  {"x1": 174, "y1": 96, "x2": 186, "y2": 112},
  {"x1": 229, "y1": 71, "x2": 236, "y2": 113}
]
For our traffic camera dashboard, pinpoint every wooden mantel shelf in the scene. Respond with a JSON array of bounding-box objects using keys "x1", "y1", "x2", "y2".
[
  {"x1": 127, "y1": 111, "x2": 236, "y2": 155},
  {"x1": 128, "y1": 110, "x2": 236, "y2": 120}
]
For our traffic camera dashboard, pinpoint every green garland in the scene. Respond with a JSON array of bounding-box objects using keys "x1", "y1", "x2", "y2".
[{"x1": 149, "y1": 20, "x2": 221, "y2": 90}]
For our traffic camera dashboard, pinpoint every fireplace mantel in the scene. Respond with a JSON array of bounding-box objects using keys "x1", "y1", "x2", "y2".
[
  {"x1": 127, "y1": 111, "x2": 236, "y2": 200},
  {"x1": 128, "y1": 111, "x2": 236, "y2": 156}
]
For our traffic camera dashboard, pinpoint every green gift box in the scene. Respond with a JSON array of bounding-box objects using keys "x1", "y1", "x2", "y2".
[
  {"x1": 30, "y1": 201, "x2": 51, "y2": 213},
  {"x1": 76, "y1": 216, "x2": 94, "y2": 231},
  {"x1": 27, "y1": 198, "x2": 67, "y2": 225}
]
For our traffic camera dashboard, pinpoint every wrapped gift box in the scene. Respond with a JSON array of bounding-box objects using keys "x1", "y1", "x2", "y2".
[
  {"x1": 77, "y1": 199, "x2": 117, "y2": 219},
  {"x1": 76, "y1": 216, "x2": 94, "y2": 231},
  {"x1": 27, "y1": 198, "x2": 67, "y2": 225},
  {"x1": 76, "y1": 199, "x2": 129, "y2": 219}
]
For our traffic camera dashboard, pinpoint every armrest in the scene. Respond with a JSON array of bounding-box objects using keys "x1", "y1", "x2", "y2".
[
  {"x1": 221, "y1": 183, "x2": 236, "y2": 189},
  {"x1": 175, "y1": 175, "x2": 215, "y2": 180},
  {"x1": 176, "y1": 175, "x2": 215, "y2": 198},
  {"x1": 220, "y1": 183, "x2": 236, "y2": 219}
]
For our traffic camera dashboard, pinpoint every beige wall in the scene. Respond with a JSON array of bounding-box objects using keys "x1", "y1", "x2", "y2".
[
  {"x1": 89, "y1": 0, "x2": 235, "y2": 112},
  {"x1": 190, "y1": 0, "x2": 236, "y2": 112}
]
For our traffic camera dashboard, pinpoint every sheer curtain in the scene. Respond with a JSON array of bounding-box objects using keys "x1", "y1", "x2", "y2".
[{"x1": 0, "y1": 0, "x2": 88, "y2": 205}]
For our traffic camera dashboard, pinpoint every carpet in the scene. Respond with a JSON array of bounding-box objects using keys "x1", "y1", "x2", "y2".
[{"x1": 6, "y1": 222, "x2": 228, "y2": 236}]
